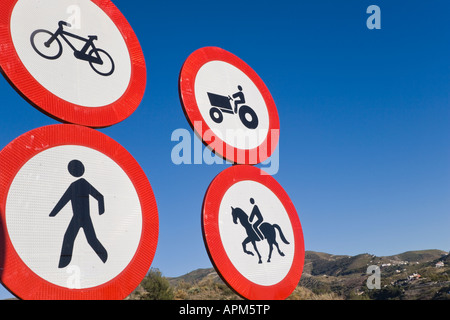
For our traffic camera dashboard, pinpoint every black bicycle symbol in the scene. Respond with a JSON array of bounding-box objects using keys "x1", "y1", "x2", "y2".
[
  {"x1": 30, "y1": 21, "x2": 115, "y2": 77},
  {"x1": 207, "y1": 85, "x2": 259, "y2": 129}
]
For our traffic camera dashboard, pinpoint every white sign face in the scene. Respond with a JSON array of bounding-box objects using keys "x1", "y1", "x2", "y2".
[
  {"x1": 194, "y1": 61, "x2": 270, "y2": 150},
  {"x1": 218, "y1": 180, "x2": 295, "y2": 286},
  {"x1": 202, "y1": 165, "x2": 304, "y2": 300},
  {"x1": 0, "y1": 125, "x2": 158, "y2": 299},
  {"x1": 0, "y1": 0, "x2": 146, "y2": 128},
  {"x1": 179, "y1": 47, "x2": 280, "y2": 165},
  {"x1": 10, "y1": 0, "x2": 131, "y2": 108},
  {"x1": 5, "y1": 145, "x2": 142, "y2": 289}
]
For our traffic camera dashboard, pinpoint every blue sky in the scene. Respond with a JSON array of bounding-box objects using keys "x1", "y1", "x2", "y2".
[{"x1": 0, "y1": 0, "x2": 449, "y2": 299}]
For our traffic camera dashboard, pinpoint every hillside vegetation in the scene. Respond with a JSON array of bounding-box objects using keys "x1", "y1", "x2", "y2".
[{"x1": 129, "y1": 249, "x2": 450, "y2": 300}]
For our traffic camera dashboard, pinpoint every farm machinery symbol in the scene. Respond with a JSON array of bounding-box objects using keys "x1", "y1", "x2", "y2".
[{"x1": 207, "y1": 85, "x2": 259, "y2": 130}]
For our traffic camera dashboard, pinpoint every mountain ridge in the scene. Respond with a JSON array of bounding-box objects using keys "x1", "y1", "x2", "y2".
[{"x1": 165, "y1": 249, "x2": 450, "y2": 300}]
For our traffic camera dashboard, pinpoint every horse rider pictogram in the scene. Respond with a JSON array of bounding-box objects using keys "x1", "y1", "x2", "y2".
[{"x1": 231, "y1": 198, "x2": 290, "y2": 264}]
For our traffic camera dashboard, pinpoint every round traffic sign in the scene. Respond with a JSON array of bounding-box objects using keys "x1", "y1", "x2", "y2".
[
  {"x1": 0, "y1": 124, "x2": 158, "y2": 300},
  {"x1": 0, "y1": 0, "x2": 146, "y2": 128},
  {"x1": 179, "y1": 47, "x2": 280, "y2": 165},
  {"x1": 202, "y1": 165, "x2": 304, "y2": 300}
]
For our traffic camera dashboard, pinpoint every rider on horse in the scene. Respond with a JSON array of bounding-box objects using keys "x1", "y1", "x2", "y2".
[{"x1": 249, "y1": 198, "x2": 264, "y2": 240}]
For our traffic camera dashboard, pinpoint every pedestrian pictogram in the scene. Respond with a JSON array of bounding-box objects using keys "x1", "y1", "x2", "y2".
[
  {"x1": 202, "y1": 165, "x2": 304, "y2": 300},
  {"x1": 49, "y1": 160, "x2": 108, "y2": 269},
  {"x1": 0, "y1": 125, "x2": 159, "y2": 300},
  {"x1": 0, "y1": 0, "x2": 157, "y2": 301}
]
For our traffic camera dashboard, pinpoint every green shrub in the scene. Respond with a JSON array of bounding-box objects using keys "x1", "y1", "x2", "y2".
[{"x1": 139, "y1": 268, "x2": 174, "y2": 300}]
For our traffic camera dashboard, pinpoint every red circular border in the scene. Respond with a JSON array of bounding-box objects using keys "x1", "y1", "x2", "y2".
[
  {"x1": 0, "y1": 0, "x2": 146, "y2": 128},
  {"x1": 202, "y1": 165, "x2": 304, "y2": 300},
  {"x1": 0, "y1": 124, "x2": 158, "y2": 300},
  {"x1": 179, "y1": 47, "x2": 280, "y2": 165}
]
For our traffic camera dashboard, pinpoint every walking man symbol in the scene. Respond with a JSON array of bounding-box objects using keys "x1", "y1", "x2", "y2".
[{"x1": 49, "y1": 160, "x2": 108, "y2": 268}]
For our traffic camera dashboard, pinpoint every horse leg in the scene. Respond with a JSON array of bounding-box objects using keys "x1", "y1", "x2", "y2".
[
  {"x1": 267, "y1": 224, "x2": 285, "y2": 257},
  {"x1": 242, "y1": 237, "x2": 254, "y2": 256},
  {"x1": 267, "y1": 241, "x2": 273, "y2": 263},
  {"x1": 274, "y1": 240, "x2": 285, "y2": 257},
  {"x1": 262, "y1": 225, "x2": 275, "y2": 262},
  {"x1": 251, "y1": 241, "x2": 262, "y2": 264}
]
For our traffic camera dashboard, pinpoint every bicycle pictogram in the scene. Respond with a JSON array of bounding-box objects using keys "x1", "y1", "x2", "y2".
[{"x1": 30, "y1": 21, "x2": 115, "y2": 76}]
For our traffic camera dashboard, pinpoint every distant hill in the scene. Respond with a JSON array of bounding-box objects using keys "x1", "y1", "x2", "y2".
[
  {"x1": 163, "y1": 249, "x2": 450, "y2": 300},
  {"x1": 303, "y1": 249, "x2": 447, "y2": 277},
  {"x1": 389, "y1": 250, "x2": 447, "y2": 263},
  {"x1": 168, "y1": 268, "x2": 222, "y2": 286}
]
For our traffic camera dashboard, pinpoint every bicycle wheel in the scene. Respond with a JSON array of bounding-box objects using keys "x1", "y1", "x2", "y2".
[
  {"x1": 239, "y1": 105, "x2": 259, "y2": 129},
  {"x1": 30, "y1": 29, "x2": 63, "y2": 60},
  {"x1": 89, "y1": 48, "x2": 115, "y2": 77}
]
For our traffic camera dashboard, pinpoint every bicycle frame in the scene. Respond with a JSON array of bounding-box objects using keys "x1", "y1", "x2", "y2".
[{"x1": 46, "y1": 24, "x2": 103, "y2": 65}]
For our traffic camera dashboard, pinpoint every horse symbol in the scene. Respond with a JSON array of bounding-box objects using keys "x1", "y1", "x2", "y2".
[{"x1": 231, "y1": 206, "x2": 290, "y2": 264}]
